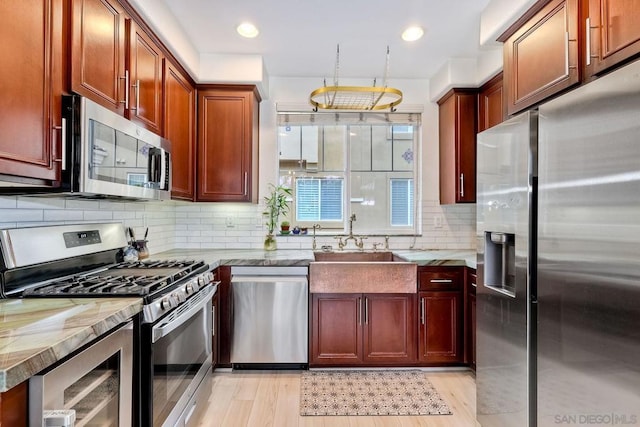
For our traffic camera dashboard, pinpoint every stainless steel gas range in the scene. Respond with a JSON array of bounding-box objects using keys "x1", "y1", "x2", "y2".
[{"x1": 0, "y1": 223, "x2": 218, "y2": 427}]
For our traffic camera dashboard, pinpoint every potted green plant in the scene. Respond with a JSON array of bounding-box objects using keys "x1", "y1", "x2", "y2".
[
  {"x1": 280, "y1": 221, "x2": 291, "y2": 234},
  {"x1": 263, "y1": 184, "x2": 291, "y2": 250}
]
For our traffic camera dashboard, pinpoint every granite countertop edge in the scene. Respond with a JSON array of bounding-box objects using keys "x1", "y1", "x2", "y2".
[
  {"x1": 0, "y1": 298, "x2": 143, "y2": 392},
  {"x1": 151, "y1": 249, "x2": 477, "y2": 269}
]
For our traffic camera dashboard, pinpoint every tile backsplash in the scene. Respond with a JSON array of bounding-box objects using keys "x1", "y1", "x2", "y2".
[{"x1": 0, "y1": 196, "x2": 475, "y2": 254}]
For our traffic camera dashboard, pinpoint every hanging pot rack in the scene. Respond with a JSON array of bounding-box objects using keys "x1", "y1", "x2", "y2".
[{"x1": 309, "y1": 45, "x2": 403, "y2": 112}]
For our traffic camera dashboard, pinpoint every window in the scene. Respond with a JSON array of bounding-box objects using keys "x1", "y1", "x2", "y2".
[
  {"x1": 390, "y1": 179, "x2": 414, "y2": 226},
  {"x1": 296, "y1": 178, "x2": 343, "y2": 222},
  {"x1": 278, "y1": 111, "x2": 420, "y2": 235}
]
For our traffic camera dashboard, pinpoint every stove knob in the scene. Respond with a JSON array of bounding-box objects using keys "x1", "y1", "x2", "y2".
[
  {"x1": 198, "y1": 276, "x2": 206, "y2": 287},
  {"x1": 172, "y1": 292, "x2": 185, "y2": 304},
  {"x1": 191, "y1": 278, "x2": 200, "y2": 292},
  {"x1": 185, "y1": 283, "x2": 194, "y2": 295},
  {"x1": 160, "y1": 297, "x2": 174, "y2": 310}
]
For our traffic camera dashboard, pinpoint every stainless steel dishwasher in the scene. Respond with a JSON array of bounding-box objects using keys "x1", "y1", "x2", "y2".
[{"x1": 230, "y1": 266, "x2": 308, "y2": 369}]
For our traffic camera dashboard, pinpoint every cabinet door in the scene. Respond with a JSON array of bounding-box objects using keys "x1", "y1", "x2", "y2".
[
  {"x1": 502, "y1": 0, "x2": 580, "y2": 115},
  {"x1": 216, "y1": 266, "x2": 232, "y2": 367},
  {"x1": 0, "y1": 0, "x2": 63, "y2": 185},
  {"x1": 197, "y1": 86, "x2": 260, "y2": 202},
  {"x1": 478, "y1": 73, "x2": 505, "y2": 133},
  {"x1": 311, "y1": 293, "x2": 363, "y2": 366},
  {"x1": 466, "y1": 268, "x2": 477, "y2": 369},
  {"x1": 0, "y1": 381, "x2": 28, "y2": 427},
  {"x1": 164, "y1": 60, "x2": 195, "y2": 200},
  {"x1": 363, "y1": 294, "x2": 416, "y2": 364},
  {"x1": 128, "y1": 21, "x2": 163, "y2": 135},
  {"x1": 71, "y1": 0, "x2": 127, "y2": 114},
  {"x1": 587, "y1": 0, "x2": 640, "y2": 76},
  {"x1": 419, "y1": 291, "x2": 463, "y2": 364},
  {"x1": 469, "y1": 292, "x2": 476, "y2": 371},
  {"x1": 438, "y1": 89, "x2": 477, "y2": 204}
]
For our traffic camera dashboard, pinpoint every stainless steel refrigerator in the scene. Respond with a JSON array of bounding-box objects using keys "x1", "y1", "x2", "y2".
[{"x1": 476, "y1": 59, "x2": 640, "y2": 427}]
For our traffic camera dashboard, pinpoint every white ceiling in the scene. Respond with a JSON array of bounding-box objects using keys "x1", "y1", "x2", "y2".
[{"x1": 162, "y1": 0, "x2": 493, "y2": 80}]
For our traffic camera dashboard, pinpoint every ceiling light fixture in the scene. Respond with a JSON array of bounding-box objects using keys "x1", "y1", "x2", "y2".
[
  {"x1": 309, "y1": 45, "x2": 403, "y2": 112},
  {"x1": 237, "y1": 22, "x2": 259, "y2": 38},
  {"x1": 402, "y1": 26, "x2": 424, "y2": 42}
]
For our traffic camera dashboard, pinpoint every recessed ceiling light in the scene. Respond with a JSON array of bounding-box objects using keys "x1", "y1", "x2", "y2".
[
  {"x1": 237, "y1": 22, "x2": 259, "y2": 38},
  {"x1": 402, "y1": 26, "x2": 424, "y2": 42}
]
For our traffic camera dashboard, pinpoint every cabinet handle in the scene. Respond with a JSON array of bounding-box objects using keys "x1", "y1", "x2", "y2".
[
  {"x1": 358, "y1": 297, "x2": 362, "y2": 325},
  {"x1": 430, "y1": 279, "x2": 453, "y2": 283},
  {"x1": 585, "y1": 18, "x2": 599, "y2": 66},
  {"x1": 212, "y1": 305, "x2": 215, "y2": 336},
  {"x1": 421, "y1": 297, "x2": 425, "y2": 325},
  {"x1": 459, "y1": 173, "x2": 464, "y2": 198},
  {"x1": 586, "y1": 18, "x2": 591, "y2": 66},
  {"x1": 471, "y1": 282, "x2": 477, "y2": 288},
  {"x1": 52, "y1": 123, "x2": 63, "y2": 164},
  {"x1": 244, "y1": 172, "x2": 248, "y2": 196},
  {"x1": 119, "y1": 70, "x2": 130, "y2": 108},
  {"x1": 131, "y1": 79, "x2": 140, "y2": 111},
  {"x1": 564, "y1": 32, "x2": 569, "y2": 75},
  {"x1": 364, "y1": 297, "x2": 368, "y2": 325}
]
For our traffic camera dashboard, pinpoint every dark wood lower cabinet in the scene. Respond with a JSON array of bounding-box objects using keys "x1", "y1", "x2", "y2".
[
  {"x1": 216, "y1": 266, "x2": 232, "y2": 367},
  {"x1": 418, "y1": 291, "x2": 463, "y2": 364},
  {"x1": 212, "y1": 288, "x2": 220, "y2": 369},
  {"x1": 469, "y1": 292, "x2": 477, "y2": 371},
  {"x1": 0, "y1": 381, "x2": 28, "y2": 427},
  {"x1": 311, "y1": 293, "x2": 362, "y2": 365},
  {"x1": 363, "y1": 294, "x2": 417, "y2": 364},
  {"x1": 310, "y1": 293, "x2": 416, "y2": 367}
]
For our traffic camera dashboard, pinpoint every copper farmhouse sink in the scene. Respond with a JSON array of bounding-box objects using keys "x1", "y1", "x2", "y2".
[{"x1": 309, "y1": 252, "x2": 417, "y2": 293}]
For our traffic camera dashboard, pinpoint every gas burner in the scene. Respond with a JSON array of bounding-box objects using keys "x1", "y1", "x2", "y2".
[{"x1": 113, "y1": 260, "x2": 199, "y2": 269}]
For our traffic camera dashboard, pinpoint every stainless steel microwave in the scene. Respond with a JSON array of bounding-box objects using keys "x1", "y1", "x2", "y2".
[{"x1": 60, "y1": 95, "x2": 171, "y2": 200}]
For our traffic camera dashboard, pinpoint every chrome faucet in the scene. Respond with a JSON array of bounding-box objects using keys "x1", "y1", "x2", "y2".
[
  {"x1": 312, "y1": 224, "x2": 321, "y2": 250},
  {"x1": 342, "y1": 214, "x2": 358, "y2": 249}
]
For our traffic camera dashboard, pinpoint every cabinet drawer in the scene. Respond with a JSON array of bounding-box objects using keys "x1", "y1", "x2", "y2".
[{"x1": 418, "y1": 268, "x2": 463, "y2": 291}]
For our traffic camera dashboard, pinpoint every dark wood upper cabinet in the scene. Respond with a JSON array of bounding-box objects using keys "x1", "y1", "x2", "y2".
[
  {"x1": 71, "y1": 0, "x2": 127, "y2": 114},
  {"x1": 438, "y1": 89, "x2": 477, "y2": 204},
  {"x1": 477, "y1": 72, "x2": 506, "y2": 133},
  {"x1": 127, "y1": 20, "x2": 164, "y2": 135},
  {"x1": 586, "y1": 0, "x2": 640, "y2": 77},
  {"x1": 197, "y1": 85, "x2": 260, "y2": 203},
  {"x1": 0, "y1": 0, "x2": 64, "y2": 185},
  {"x1": 164, "y1": 60, "x2": 196, "y2": 201},
  {"x1": 500, "y1": 0, "x2": 580, "y2": 115}
]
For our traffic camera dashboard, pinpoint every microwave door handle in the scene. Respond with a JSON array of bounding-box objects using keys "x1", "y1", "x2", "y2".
[
  {"x1": 151, "y1": 286, "x2": 214, "y2": 343},
  {"x1": 159, "y1": 150, "x2": 168, "y2": 190},
  {"x1": 148, "y1": 149, "x2": 157, "y2": 185}
]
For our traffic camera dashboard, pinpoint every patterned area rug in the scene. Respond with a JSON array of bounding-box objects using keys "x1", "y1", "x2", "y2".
[{"x1": 300, "y1": 370, "x2": 453, "y2": 416}]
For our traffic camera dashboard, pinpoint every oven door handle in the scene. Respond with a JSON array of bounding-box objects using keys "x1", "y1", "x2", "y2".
[{"x1": 152, "y1": 284, "x2": 216, "y2": 343}]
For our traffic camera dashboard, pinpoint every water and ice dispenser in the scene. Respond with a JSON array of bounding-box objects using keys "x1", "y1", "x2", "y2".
[{"x1": 484, "y1": 231, "x2": 516, "y2": 296}]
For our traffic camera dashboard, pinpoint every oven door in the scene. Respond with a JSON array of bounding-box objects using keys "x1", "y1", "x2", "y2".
[{"x1": 142, "y1": 285, "x2": 214, "y2": 427}]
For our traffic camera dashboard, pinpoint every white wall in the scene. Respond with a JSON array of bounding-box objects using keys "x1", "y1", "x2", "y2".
[{"x1": 0, "y1": 196, "x2": 176, "y2": 255}]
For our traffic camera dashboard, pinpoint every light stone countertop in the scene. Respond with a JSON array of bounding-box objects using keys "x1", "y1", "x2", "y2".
[
  {"x1": 0, "y1": 297, "x2": 142, "y2": 392},
  {"x1": 152, "y1": 248, "x2": 477, "y2": 269}
]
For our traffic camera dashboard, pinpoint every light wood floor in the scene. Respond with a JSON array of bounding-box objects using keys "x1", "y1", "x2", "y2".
[{"x1": 198, "y1": 369, "x2": 479, "y2": 427}]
